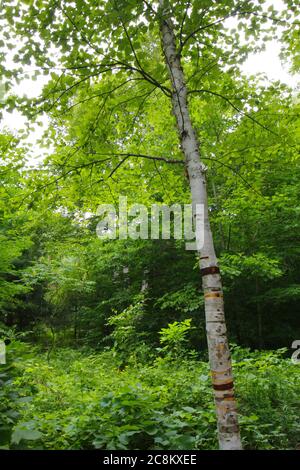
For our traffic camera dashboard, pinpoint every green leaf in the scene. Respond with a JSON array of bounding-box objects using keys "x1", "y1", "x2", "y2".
[{"x1": 11, "y1": 427, "x2": 42, "y2": 445}]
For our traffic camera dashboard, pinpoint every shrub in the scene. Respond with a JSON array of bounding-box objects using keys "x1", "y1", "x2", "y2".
[{"x1": 2, "y1": 343, "x2": 299, "y2": 450}]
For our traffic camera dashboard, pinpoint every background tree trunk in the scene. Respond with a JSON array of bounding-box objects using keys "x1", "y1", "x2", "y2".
[{"x1": 159, "y1": 0, "x2": 242, "y2": 450}]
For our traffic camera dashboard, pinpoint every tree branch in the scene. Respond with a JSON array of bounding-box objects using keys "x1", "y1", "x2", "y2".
[
  {"x1": 188, "y1": 89, "x2": 278, "y2": 136},
  {"x1": 179, "y1": 8, "x2": 299, "y2": 52}
]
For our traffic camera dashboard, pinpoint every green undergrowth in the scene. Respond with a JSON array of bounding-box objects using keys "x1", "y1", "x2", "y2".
[{"x1": 1, "y1": 342, "x2": 299, "y2": 450}]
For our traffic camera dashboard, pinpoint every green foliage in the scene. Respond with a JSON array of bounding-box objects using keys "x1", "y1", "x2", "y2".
[
  {"x1": 107, "y1": 296, "x2": 152, "y2": 365},
  {"x1": 0, "y1": 341, "x2": 36, "y2": 449},
  {"x1": 0, "y1": 134, "x2": 33, "y2": 314},
  {"x1": 156, "y1": 284, "x2": 204, "y2": 313},
  {"x1": 0, "y1": 0, "x2": 299, "y2": 352},
  {"x1": 220, "y1": 253, "x2": 283, "y2": 281},
  {"x1": 1, "y1": 0, "x2": 300, "y2": 453},
  {"x1": 159, "y1": 319, "x2": 195, "y2": 358},
  {"x1": 11, "y1": 423, "x2": 42, "y2": 446},
  {"x1": 232, "y1": 346, "x2": 300, "y2": 449},
  {"x1": 1, "y1": 343, "x2": 299, "y2": 450}
]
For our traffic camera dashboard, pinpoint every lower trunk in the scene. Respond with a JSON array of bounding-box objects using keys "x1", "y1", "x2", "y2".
[{"x1": 159, "y1": 1, "x2": 242, "y2": 450}]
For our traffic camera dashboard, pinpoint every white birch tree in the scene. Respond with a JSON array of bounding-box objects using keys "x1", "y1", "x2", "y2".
[{"x1": 1, "y1": 0, "x2": 291, "y2": 449}]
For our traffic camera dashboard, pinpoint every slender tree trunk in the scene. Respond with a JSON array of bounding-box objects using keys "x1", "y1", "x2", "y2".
[
  {"x1": 159, "y1": 1, "x2": 242, "y2": 450},
  {"x1": 256, "y1": 278, "x2": 263, "y2": 349}
]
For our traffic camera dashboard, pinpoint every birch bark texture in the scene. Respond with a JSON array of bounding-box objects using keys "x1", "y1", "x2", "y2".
[{"x1": 158, "y1": 0, "x2": 242, "y2": 450}]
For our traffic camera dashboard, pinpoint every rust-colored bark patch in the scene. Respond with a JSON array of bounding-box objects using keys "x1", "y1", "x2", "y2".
[
  {"x1": 200, "y1": 266, "x2": 220, "y2": 276},
  {"x1": 213, "y1": 381, "x2": 234, "y2": 391},
  {"x1": 204, "y1": 292, "x2": 223, "y2": 299}
]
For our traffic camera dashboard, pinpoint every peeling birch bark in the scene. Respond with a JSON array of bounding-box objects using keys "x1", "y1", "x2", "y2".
[{"x1": 159, "y1": 0, "x2": 242, "y2": 450}]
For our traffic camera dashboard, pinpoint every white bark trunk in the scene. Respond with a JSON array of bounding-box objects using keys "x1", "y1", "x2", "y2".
[{"x1": 159, "y1": 0, "x2": 242, "y2": 450}]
